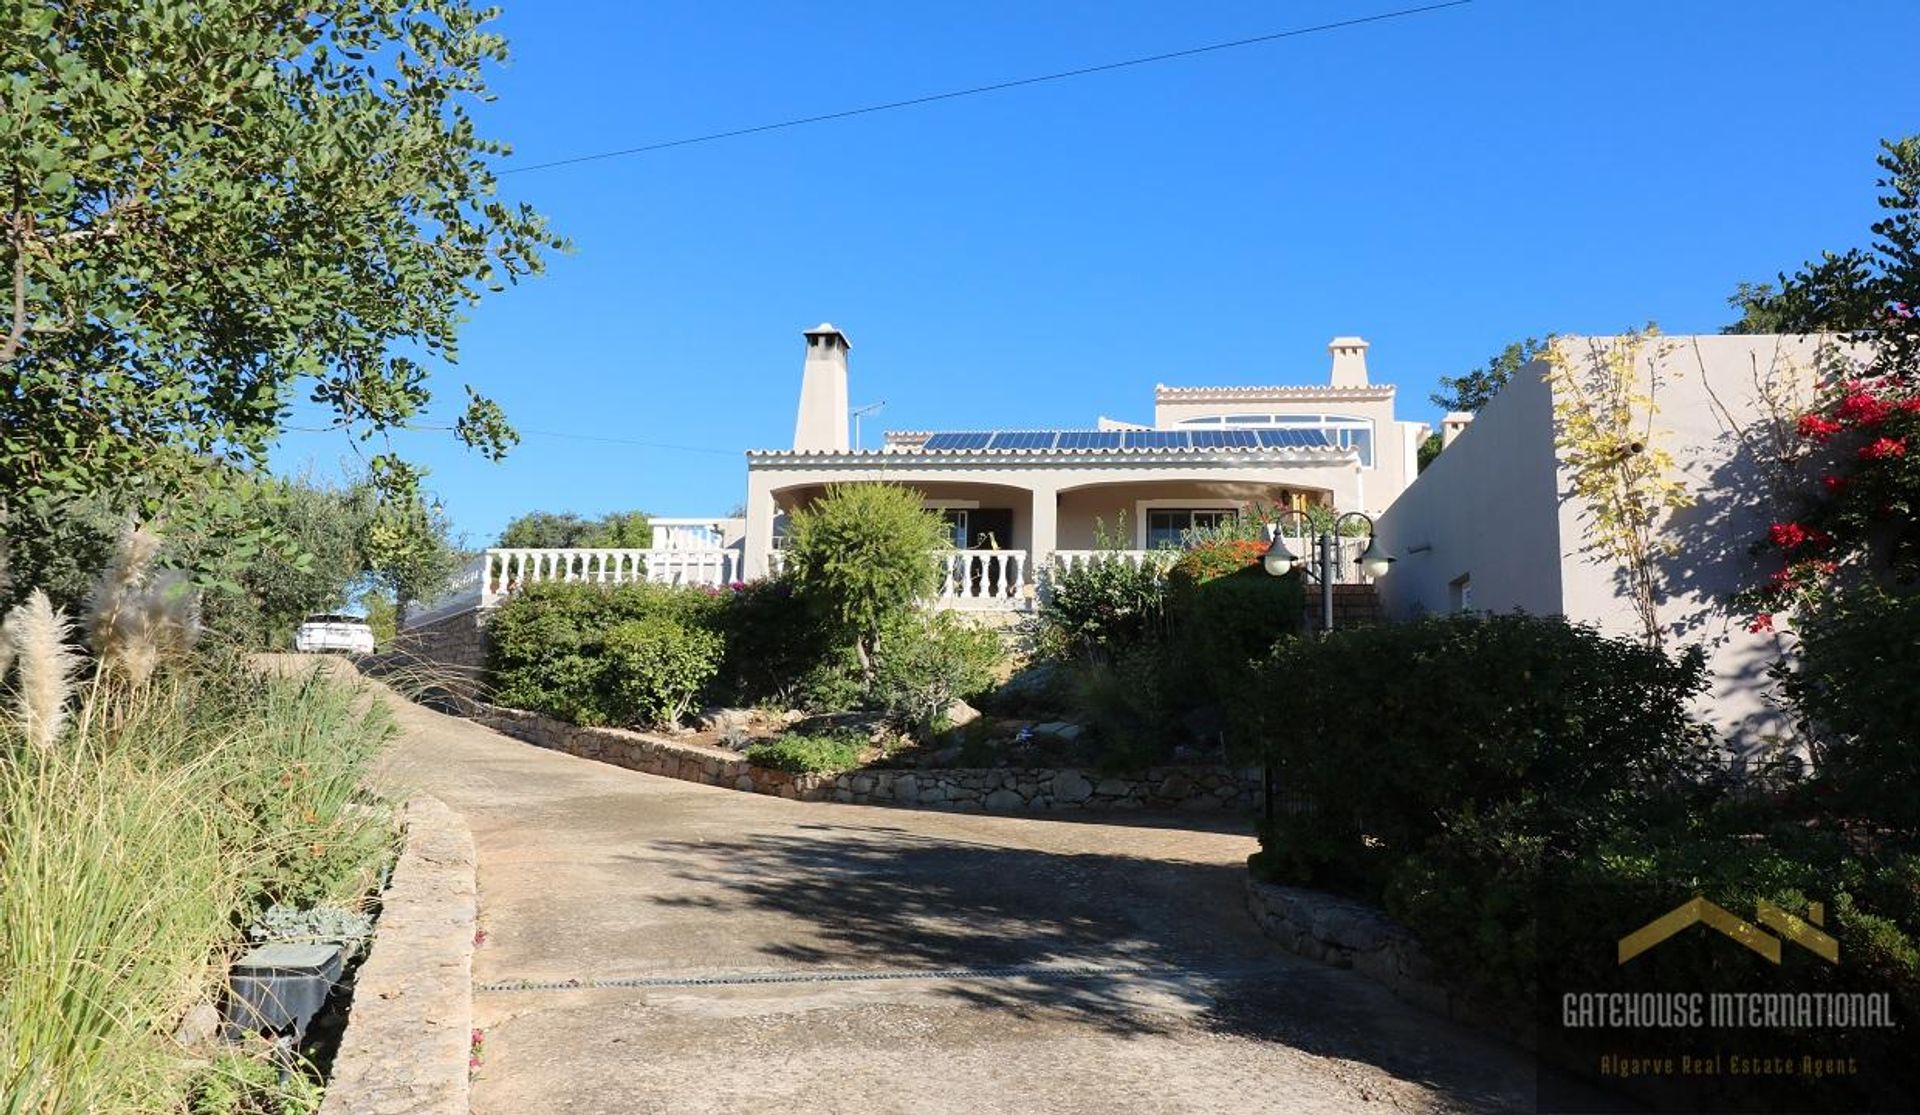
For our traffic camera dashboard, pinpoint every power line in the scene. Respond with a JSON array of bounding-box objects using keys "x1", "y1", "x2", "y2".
[
  {"x1": 285, "y1": 421, "x2": 742, "y2": 456},
  {"x1": 502, "y1": 1, "x2": 1472, "y2": 175}
]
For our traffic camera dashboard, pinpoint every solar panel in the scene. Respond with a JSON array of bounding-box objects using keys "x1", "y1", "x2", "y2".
[
  {"x1": 1257, "y1": 428, "x2": 1336, "y2": 449},
  {"x1": 1189, "y1": 429, "x2": 1260, "y2": 448},
  {"x1": 1056, "y1": 431, "x2": 1124, "y2": 450},
  {"x1": 1123, "y1": 430, "x2": 1189, "y2": 449},
  {"x1": 988, "y1": 430, "x2": 1059, "y2": 450},
  {"x1": 922, "y1": 432, "x2": 993, "y2": 451}
]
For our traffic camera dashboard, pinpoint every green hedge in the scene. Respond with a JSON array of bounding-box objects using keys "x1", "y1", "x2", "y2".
[
  {"x1": 1233, "y1": 611, "x2": 1920, "y2": 1103},
  {"x1": 488, "y1": 581, "x2": 726, "y2": 728}
]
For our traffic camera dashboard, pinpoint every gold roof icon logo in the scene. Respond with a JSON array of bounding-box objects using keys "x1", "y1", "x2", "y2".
[{"x1": 1618, "y1": 897, "x2": 1838, "y2": 965}]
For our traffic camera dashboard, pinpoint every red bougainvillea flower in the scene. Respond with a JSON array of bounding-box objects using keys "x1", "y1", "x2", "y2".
[
  {"x1": 1768, "y1": 522, "x2": 1809, "y2": 549},
  {"x1": 1813, "y1": 559, "x2": 1839, "y2": 575},
  {"x1": 1901, "y1": 397, "x2": 1920, "y2": 414},
  {"x1": 1822, "y1": 474, "x2": 1848, "y2": 494},
  {"x1": 1798, "y1": 414, "x2": 1845, "y2": 442},
  {"x1": 1836, "y1": 393, "x2": 1891, "y2": 427},
  {"x1": 1860, "y1": 436, "x2": 1909, "y2": 460},
  {"x1": 1747, "y1": 613, "x2": 1775, "y2": 634},
  {"x1": 1769, "y1": 567, "x2": 1796, "y2": 589}
]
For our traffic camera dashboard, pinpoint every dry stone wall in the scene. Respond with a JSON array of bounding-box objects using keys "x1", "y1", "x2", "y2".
[{"x1": 469, "y1": 704, "x2": 1258, "y2": 814}]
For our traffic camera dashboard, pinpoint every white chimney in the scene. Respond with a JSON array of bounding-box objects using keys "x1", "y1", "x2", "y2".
[
  {"x1": 1328, "y1": 336, "x2": 1370, "y2": 388},
  {"x1": 793, "y1": 323, "x2": 851, "y2": 452},
  {"x1": 1441, "y1": 411, "x2": 1474, "y2": 447}
]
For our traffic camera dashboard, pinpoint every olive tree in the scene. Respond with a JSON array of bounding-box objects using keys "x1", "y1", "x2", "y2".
[
  {"x1": 783, "y1": 485, "x2": 950, "y2": 677},
  {"x1": 0, "y1": 1, "x2": 563, "y2": 525}
]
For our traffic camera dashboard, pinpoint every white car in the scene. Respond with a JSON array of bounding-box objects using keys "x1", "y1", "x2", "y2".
[{"x1": 293, "y1": 614, "x2": 377, "y2": 655}]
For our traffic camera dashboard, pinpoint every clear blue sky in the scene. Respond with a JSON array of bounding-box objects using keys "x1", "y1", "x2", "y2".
[{"x1": 270, "y1": 0, "x2": 1920, "y2": 546}]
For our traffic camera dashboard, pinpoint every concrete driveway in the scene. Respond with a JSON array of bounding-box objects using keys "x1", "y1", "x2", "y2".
[{"x1": 374, "y1": 689, "x2": 1543, "y2": 1114}]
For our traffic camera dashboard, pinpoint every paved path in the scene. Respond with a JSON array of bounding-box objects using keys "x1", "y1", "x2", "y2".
[{"x1": 374, "y1": 689, "x2": 1543, "y2": 1114}]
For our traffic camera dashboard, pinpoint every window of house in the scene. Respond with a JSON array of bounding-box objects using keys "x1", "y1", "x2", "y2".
[
  {"x1": 1449, "y1": 573, "x2": 1472, "y2": 613},
  {"x1": 1176, "y1": 413, "x2": 1376, "y2": 467},
  {"x1": 1145, "y1": 508, "x2": 1234, "y2": 549}
]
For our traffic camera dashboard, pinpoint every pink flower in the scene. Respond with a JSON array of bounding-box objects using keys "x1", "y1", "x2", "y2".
[
  {"x1": 1747, "y1": 613, "x2": 1775, "y2": 634},
  {"x1": 1860, "y1": 436, "x2": 1908, "y2": 460},
  {"x1": 1768, "y1": 522, "x2": 1809, "y2": 549}
]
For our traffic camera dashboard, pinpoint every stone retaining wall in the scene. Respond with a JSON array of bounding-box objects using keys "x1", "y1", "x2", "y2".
[
  {"x1": 1243, "y1": 873, "x2": 1530, "y2": 1047},
  {"x1": 387, "y1": 608, "x2": 489, "y2": 696},
  {"x1": 321, "y1": 796, "x2": 477, "y2": 1115},
  {"x1": 471, "y1": 703, "x2": 1258, "y2": 814}
]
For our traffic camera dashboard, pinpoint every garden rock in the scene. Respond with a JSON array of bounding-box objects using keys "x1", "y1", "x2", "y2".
[
  {"x1": 943, "y1": 699, "x2": 983, "y2": 729},
  {"x1": 1051, "y1": 770, "x2": 1093, "y2": 803},
  {"x1": 698, "y1": 707, "x2": 755, "y2": 735},
  {"x1": 984, "y1": 788, "x2": 1026, "y2": 810},
  {"x1": 1031, "y1": 721, "x2": 1085, "y2": 742}
]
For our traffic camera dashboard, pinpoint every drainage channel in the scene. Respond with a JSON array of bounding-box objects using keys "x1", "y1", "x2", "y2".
[{"x1": 477, "y1": 961, "x2": 1279, "y2": 994}]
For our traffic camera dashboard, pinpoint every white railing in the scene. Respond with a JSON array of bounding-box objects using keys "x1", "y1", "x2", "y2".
[
  {"x1": 477, "y1": 546, "x2": 742, "y2": 607},
  {"x1": 936, "y1": 550, "x2": 1027, "y2": 607},
  {"x1": 1049, "y1": 550, "x2": 1182, "y2": 576}
]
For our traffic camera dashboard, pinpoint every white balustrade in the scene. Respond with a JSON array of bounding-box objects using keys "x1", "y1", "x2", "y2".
[
  {"x1": 480, "y1": 546, "x2": 742, "y2": 602},
  {"x1": 1048, "y1": 550, "x2": 1182, "y2": 576},
  {"x1": 936, "y1": 549, "x2": 1027, "y2": 606}
]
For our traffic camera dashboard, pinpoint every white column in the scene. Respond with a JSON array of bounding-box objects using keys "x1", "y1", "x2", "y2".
[
  {"x1": 743, "y1": 473, "x2": 781, "y2": 581},
  {"x1": 1027, "y1": 483, "x2": 1059, "y2": 575}
]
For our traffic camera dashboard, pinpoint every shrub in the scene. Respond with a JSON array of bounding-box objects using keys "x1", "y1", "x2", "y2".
[
  {"x1": 710, "y1": 577, "x2": 848, "y2": 709},
  {"x1": 1165, "y1": 539, "x2": 1303, "y2": 710},
  {"x1": 487, "y1": 581, "x2": 724, "y2": 726},
  {"x1": 1781, "y1": 588, "x2": 1920, "y2": 833},
  {"x1": 1066, "y1": 644, "x2": 1176, "y2": 770},
  {"x1": 745, "y1": 731, "x2": 865, "y2": 774},
  {"x1": 783, "y1": 484, "x2": 950, "y2": 675},
  {"x1": 602, "y1": 616, "x2": 725, "y2": 728},
  {"x1": 1235, "y1": 613, "x2": 1716, "y2": 897},
  {"x1": 872, "y1": 611, "x2": 1004, "y2": 736},
  {"x1": 1036, "y1": 554, "x2": 1168, "y2": 662}
]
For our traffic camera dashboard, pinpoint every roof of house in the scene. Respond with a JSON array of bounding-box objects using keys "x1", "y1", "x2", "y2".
[
  {"x1": 746, "y1": 426, "x2": 1359, "y2": 465},
  {"x1": 1152, "y1": 384, "x2": 1395, "y2": 403}
]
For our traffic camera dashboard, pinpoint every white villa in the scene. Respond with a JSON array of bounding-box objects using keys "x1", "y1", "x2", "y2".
[
  {"x1": 740, "y1": 323, "x2": 1429, "y2": 600},
  {"x1": 428, "y1": 323, "x2": 1430, "y2": 618},
  {"x1": 408, "y1": 322, "x2": 1847, "y2": 755}
]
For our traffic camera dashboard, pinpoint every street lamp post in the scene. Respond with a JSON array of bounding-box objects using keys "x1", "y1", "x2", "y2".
[
  {"x1": 1255, "y1": 508, "x2": 1396, "y2": 822},
  {"x1": 1260, "y1": 509, "x2": 1396, "y2": 633}
]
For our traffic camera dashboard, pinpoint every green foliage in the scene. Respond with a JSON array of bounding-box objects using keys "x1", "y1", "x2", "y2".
[
  {"x1": 189, "y1": 1050, "x2": 323, "y2": 1115},
  {"x1": 1168, "y1": 564, "x2": 1304, "y2": 708},
  {"x1": 497, "y1": 509, "x2": 653, "y2": 549},
  {"x1": 708, "y1": 578, "x2": 847, "y2": 709},
  {"x1": 1430, "y1": 336, "x2": 1552, "y2": 413},
  {"x1": 487, "y1": 581, "x2": 725, "y2": 728},
  {"x1": 1724, "y1": 250, "x2": 1885, "y2": 335},
  {"x1": 601, "y1": 616, "x2": 724, "y2": 728},
  {"x1": 1416, "y1": 430, "x2": 1444, "y2": 473},
  {"x1": 0, "y1": 660, "x2": 394, "y2": 1111},
  {"x1": 784, "y1": 485, "x2": 950, "y2": 673},
  {"x1": 0, "y1": 0, "x2": 563, "y2": 516},
  {"x1": 1066, "y1": 645, "x2": 1176, "y2": 771},
  {"x1": 872, "y1": 611, "x2": 1004, "y2": 736},
  {"x1": 1782, "y1": 588, "x2": 1920, "y2": 834},
  {"x1": 1036, "y1": 555, "x2": 1168, "y2": 662},
  {"x1": 1236, "y1": 614, "x2": 1715, "y2": 897},
  {"x1": 745, "y1": 731, "x2": 865, "y2": 774}
]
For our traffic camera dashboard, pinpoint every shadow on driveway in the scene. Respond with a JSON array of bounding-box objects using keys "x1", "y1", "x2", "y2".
[{"x1": 642, "y1": 819, "x2": 1547, "y2": 1113}]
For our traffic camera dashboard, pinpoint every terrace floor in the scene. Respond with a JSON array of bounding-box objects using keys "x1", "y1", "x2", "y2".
[{"x1": 373, "y1": 684, "x2": 1546, "y2": 1115}]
